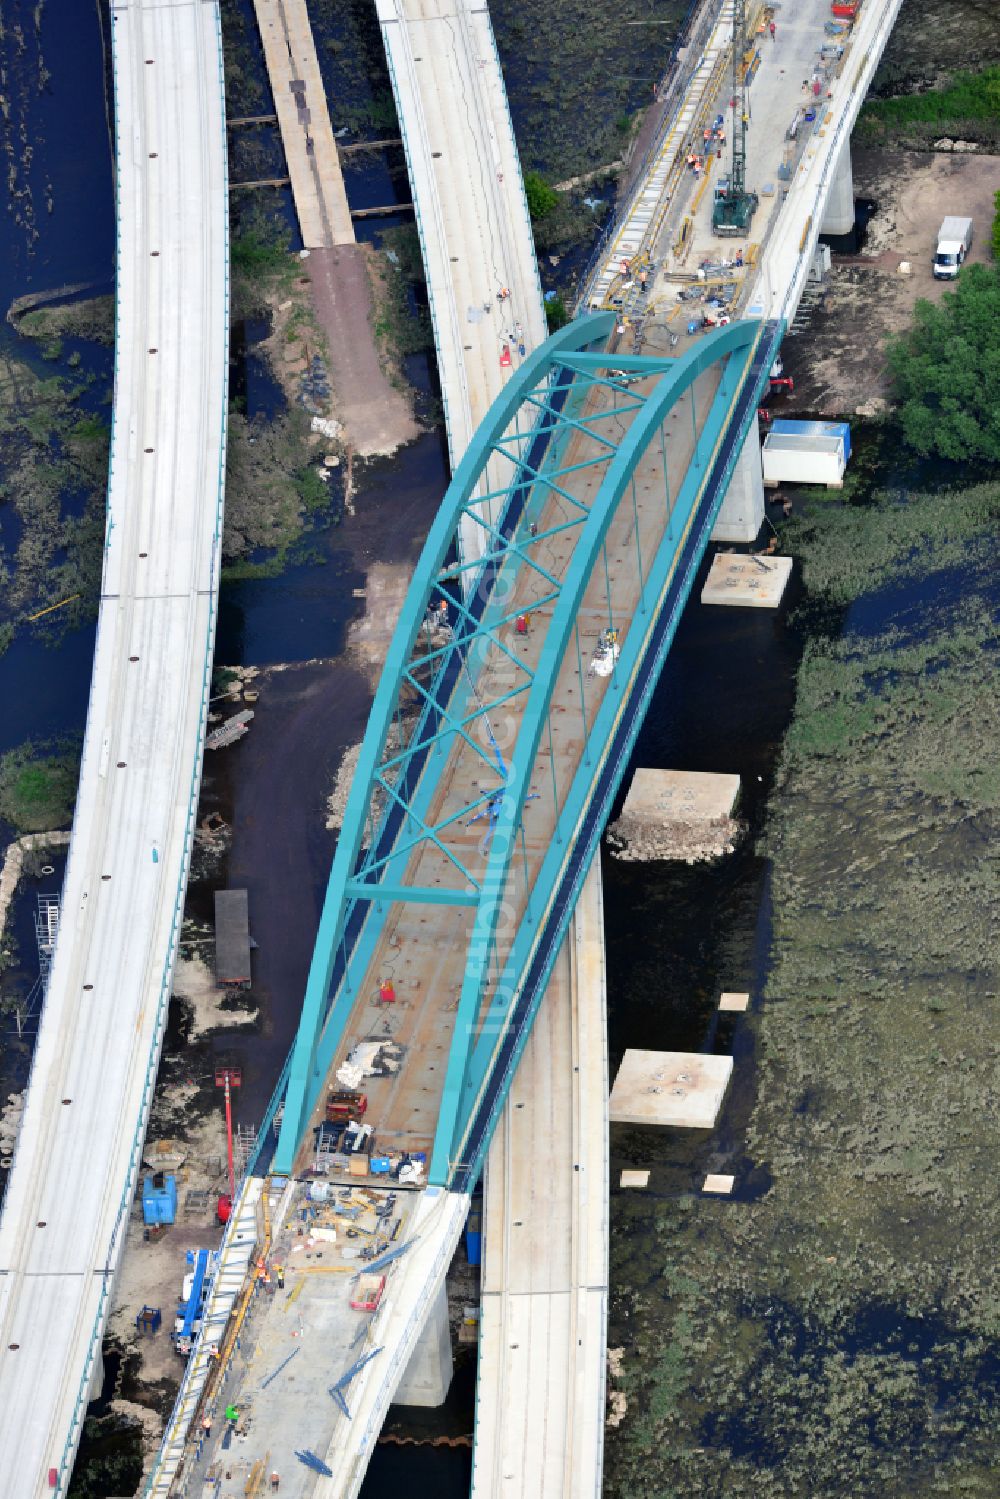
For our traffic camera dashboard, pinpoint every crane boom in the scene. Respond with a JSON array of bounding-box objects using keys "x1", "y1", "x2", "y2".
[{"x1": 712, "y1": 0, "x2": 759, "y2": 236}]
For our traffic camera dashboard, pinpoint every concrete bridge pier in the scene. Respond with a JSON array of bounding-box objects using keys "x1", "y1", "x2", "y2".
[
  {"x1": 394, "y1": 1278, "x2": 454, "y2": 1406},
  {"x1": 88, "y1": 1348, "x2": 104, "y2": 1406},
  {"x1": 711, "y1": 412, "x2": 765, "y2": 544},
  {"x1": 820, "y1": 139, "x2": 855, "y2": 236}
]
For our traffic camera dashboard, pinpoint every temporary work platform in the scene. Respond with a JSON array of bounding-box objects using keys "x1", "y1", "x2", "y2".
[{"x1": 214, "y1": 889, "x2": 251, "y2": 987}]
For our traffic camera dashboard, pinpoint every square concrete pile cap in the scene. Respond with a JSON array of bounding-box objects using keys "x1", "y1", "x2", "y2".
[
  {"x1": 622, "y1": 768, "x2": 740, "y2": 825},
  {"x1": 701, "y1": 551, "x2": 792, "y2": 608},
  {"x1": 620, "y1": 1169, "x2": 650, "y2": 1189},
  {"x1": 610, "y1": 1050, "x2": 733, "y2": 1129}
]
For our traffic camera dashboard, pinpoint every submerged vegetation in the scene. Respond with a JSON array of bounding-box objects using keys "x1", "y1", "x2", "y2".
[
  {"x1": 0, "y1": 347, "x2": 110, "y2": 653},
  {"x1": 606, "y1": 478, "x2": 1000, "y2": 1496}
]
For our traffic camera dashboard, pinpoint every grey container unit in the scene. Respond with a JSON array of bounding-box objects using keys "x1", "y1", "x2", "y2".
[{"x1": 214, "y1": 888, "x2": 251, "y2": 987}]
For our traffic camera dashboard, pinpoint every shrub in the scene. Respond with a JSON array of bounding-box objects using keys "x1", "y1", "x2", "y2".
[
  {"x1": 524, "y1": 171, "x2": 559, "y2": 221},
  {"x1": 545, "y1": 294, "x2": 570, "y2": 332}
]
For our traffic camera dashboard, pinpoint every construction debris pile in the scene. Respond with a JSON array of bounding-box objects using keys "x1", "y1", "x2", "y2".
[{"x1": 0, "y1": 1091, "x2": 25, "y2": 1167}]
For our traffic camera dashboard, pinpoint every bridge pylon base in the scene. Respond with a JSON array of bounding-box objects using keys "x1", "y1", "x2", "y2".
[
  {"x1": 711, "y1": 412, "x2": 765, "y2": 544},
  {"x1": 394, "y1": 1277, "x2": 454, "y2": 1407},
  {"x1": 821, "y1": 140, "x2": 855, "y2": 237}
]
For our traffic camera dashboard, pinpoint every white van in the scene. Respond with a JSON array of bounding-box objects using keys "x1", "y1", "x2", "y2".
[{"x1": 933, "y1": 216, "x2": 973, "y2": 279}]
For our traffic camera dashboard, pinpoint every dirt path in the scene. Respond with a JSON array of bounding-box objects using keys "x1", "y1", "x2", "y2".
[
  {"x1": 307, "y1": 244, "x2": 421, "y2": 458},
  {"x1": 781, "y1": 147, "x2": 1000, "y2": 416}
]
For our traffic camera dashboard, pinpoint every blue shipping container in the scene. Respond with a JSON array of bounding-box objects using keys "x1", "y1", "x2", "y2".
[
  {"x1": 466, "y1": 1209, "x2": 482, "y2": 1266},
  {"x1": 142, "y1": 1173, "x2": 178, "y2": 1225}
]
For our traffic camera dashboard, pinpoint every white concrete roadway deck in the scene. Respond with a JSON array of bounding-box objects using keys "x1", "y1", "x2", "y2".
[
  {"x1": 377, "y1": 0, "x2": 547, "y2": 562},
  {"x1": 473, "y1": 863, "x2": 608, "y2": 1499},
  {"x1": 0, "y1": 1, "x2": 228, "y2": 1492}
]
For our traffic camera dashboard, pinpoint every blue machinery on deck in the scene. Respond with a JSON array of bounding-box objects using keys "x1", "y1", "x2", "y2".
[{"x1": 272, "y1": 314, "x2": 783, "y2": 1187}]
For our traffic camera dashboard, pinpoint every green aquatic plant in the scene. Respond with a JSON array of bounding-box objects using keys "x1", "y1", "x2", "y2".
[{"x1": 605, "y1": 478, "x2": 1000, "y2": 1498}]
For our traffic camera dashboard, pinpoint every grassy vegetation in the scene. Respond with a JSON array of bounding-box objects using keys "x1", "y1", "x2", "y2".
[
  {"x1": 524, "y1": 170, "x2": 559, "y2": 221},
  {"x1": 371, "y1": 226, "x2": 434, "y2": 364},
  {"x1": 223, "y1": 405, "x2": 337, "y2": 565},
  {"x1": 230, "y1": 210, "x2": 297, "y2": 322},
  {"x1": 224, "y1": 209, "x2": 347, "y2": 572},
  {"x1": 858, "y1": 64, "x2": 1000, "y2": 148},
  {"x1": 18, "y1": 296, "x2": 115, "y2": 347},
  {"x1": 605, "y1": 479, "x2": 1000, "y2": 1497},
  {"x1": 490, "y1": 0, "x2": 688, "y2": 180},
  {"x1": 871, "y1": 0, "x2": 1000, "y2": 100},
  {"x1": 0, "y1": 741, "x2": 79, "y2": 833},
  {"x1": 545, "y1": 293, "x2": 570, "y2": 332}
]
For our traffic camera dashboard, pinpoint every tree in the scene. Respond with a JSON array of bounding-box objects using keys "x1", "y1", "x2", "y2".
[
  {"x1": 523, "y1": 171, "x2": 559, "y2": 222},
  {"x1": 886, "y1": 263, "x2": 1000, "y2": 461},
  {"x1": 545, "y1": 294, "x2": 570, "y2": 332}
]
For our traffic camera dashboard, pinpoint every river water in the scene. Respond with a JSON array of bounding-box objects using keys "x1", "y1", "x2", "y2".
[{"x1": 0, "y1": 3, "x2": 858, "y2": 1496}]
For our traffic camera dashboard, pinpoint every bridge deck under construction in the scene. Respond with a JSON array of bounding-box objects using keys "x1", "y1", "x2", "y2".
[{"x1": 290, "y1": 357, "x2": 725, "y2": 1184}]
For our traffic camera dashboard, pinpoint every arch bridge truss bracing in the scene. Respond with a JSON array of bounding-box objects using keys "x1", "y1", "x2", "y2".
[{"x1": 274, "y1": 313, "x2": 780, "y2": 1187}]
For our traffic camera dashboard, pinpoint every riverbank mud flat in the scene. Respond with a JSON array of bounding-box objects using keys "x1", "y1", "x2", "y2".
[{"x1": 782, "y1": 147, "x2": 1000, "y2": 416}]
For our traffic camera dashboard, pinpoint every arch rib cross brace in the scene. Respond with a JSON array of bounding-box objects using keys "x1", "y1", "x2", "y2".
[
  {"x1": 430, "y1": 318, "x2": 762, "y2": 1183},
  {"x1": 272, "y1": 313, "x2": 615, "y2": 1173}
]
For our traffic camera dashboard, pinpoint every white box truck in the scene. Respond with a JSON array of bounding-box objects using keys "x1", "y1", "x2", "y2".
[{"x1": 933, "y1": 216, "x2": 973, "y2": 279}]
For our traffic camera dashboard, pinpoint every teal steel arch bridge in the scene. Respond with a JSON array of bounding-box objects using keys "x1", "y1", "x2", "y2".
[{"x1": 270, "y1": 312, "x2": 782, "y2": 1189}]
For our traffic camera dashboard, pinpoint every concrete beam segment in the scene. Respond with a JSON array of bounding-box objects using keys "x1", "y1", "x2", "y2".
[
  {"x1": 0, "y1": 0, "x2": 229, "y2": 1491},
  {"x1": 394, "y1": 1279, "x2": 454, "y2": 1407},
  {"x1": 712, "y1": 412, "x2": 764, "y2": 544},
  {"x1": 252, "y1": 0, "x2": 355, "y2": 247},
  {"x1": 320, "y1": 1189, "x2": 470, "y2": 1494},
  {"x1": 820, "y1": 139, "x2": 854, "y2": 237}
]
